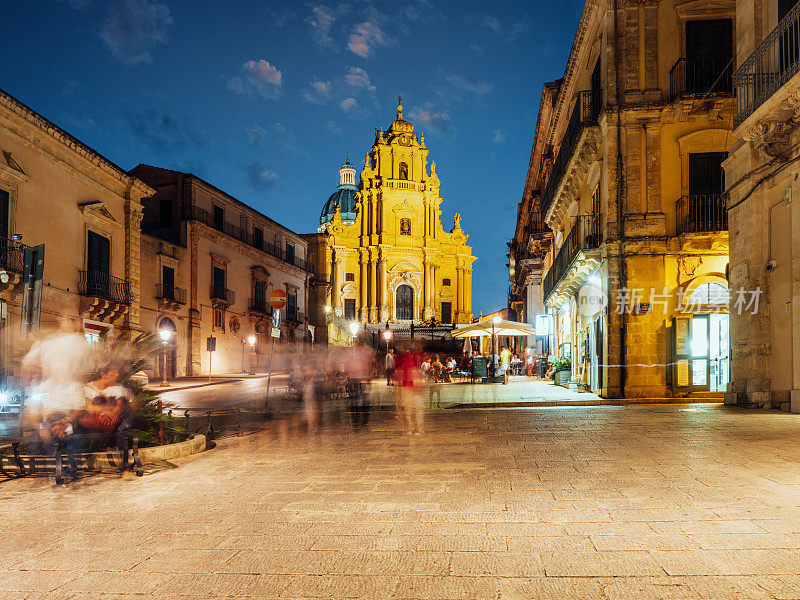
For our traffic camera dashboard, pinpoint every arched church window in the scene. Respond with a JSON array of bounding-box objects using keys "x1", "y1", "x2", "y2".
[
  {"x1": 396, "y1": 284, "x2": 413, "y2": 320},
  {"x1": 399, "y1": 162, "x2": 408, "y2": 180},
  {"x1": 400, "y1": 218, "x2": 411, "y2": 236}
]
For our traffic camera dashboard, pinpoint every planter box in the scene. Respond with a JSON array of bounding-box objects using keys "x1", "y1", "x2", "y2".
[{"x1": 554, "y1": 370, "x2": 571, "y2": 386}]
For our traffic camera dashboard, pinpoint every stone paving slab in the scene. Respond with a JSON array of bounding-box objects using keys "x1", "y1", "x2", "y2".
[{"x1": 4, "y1": 405, "x2": 800, "y2": 598}]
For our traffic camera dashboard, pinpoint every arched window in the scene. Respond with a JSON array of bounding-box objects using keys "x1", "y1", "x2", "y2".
[
  {"x1": 396, "y1": 284, "x2": 413, "y2": 320},
  {"x1": 398, "y1": 162, "x2": 408, "y2": 180},
  {"x1": 689, "y1": 282, "x2": 729, "y2": 304}
]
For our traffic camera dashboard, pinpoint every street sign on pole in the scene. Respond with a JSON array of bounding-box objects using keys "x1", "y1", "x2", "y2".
[
  {"x1": 20, "y1": 244, "x2": 44, "y2": 334},
  {"x1": 269, "y1": 289, "x2": 287, "y2": 311},
  {"x1": 270, "y1": 328, "x2": 281, "y2": 338},
  {"x1": 272, "y1": 309, "x2": 281, "y2": 329}
]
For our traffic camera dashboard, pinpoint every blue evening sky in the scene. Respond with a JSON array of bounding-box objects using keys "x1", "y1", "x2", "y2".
[{"x1": 2, "y1": 0, "x2": 583, "y2": 316}]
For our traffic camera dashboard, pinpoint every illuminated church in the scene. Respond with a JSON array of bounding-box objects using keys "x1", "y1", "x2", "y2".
[{"x1": 307, "y1": 99, "x2": 475, "y2": 342}]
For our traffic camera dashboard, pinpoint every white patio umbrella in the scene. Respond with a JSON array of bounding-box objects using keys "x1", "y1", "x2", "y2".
[{"x1": 452, "y1": 319, "x2": 536, "y2": 338}]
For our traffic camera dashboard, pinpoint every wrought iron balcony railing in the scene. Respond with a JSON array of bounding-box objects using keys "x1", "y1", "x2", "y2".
[
  {"x1": 676, "y1": 194, "x2": 728, "y2": 235},
  {"x1": 155, "y1": 284, "x2": 187, "y2": 304},
  {"x1": 183, "y1": 205, "x2": 312, "y2": 271},
  {"x1": 670, "y1": 56, "x2": 733, "y2": 99},
  {"x1": 543, "y1": 215, "x2": 602, "y2": 303},
  {"x1": 79, "y1": 270, "x2": 132, "y2": 305},
  {"x1": 210, "y1": 286, "x2": 235, "y2": 305},
  {"x1": 540, "y1": 90, "x2": 602, "y2": 219},
  {"x1": 0, "y1": 240, "x2": 28, "y2": 274},
  {"x1": 733, "y1": 0, "x2": 800, "y2": 127}
]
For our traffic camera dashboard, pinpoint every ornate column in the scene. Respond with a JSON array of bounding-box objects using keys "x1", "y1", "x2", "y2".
[
  {"x1": 461, "y1": 267, "x2": 472, "y2": 322},
  {"x1": 332, "y1": 253, "x2": 341, "y2": 317},
  {"x1": 379, "y1": 255, "x2": 388, "y2": 322},
  {"x1": 422, "y1": 259, "x2": 432, "y2": 321},
  {"x1": 456, "y1": 264, "x2": 463, "y2": 322},
  {"x1": 358, "y1": 250, "x2": 367, "y2": 321},
  {"x1": 368, "y1": 248, "x2": 378, "y2": 322},
  {"x1": 122, "y1": 201, "x2": 143, "y2": 335}
]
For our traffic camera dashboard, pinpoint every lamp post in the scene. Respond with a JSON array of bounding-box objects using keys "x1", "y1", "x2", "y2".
[
  {"x1": 159, "y1": 328, "x2": 172, "y2": 387},
  {"x1": 383, "y1": 325, "x2": 392, "y2": 354},
  {"x1": 247, "y1": 335, "x2": 256, "y2": 375}
]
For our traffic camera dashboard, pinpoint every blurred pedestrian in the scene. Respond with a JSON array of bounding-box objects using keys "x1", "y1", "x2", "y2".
[
  {"x1": 397, "y1": 350, "x2": 424, "y2": 435},
  {"x1": 385, "y1": 348, "x2": 395, "y2": 386},
  {"x1": 500, "y1": 346, "x2": 512, "y2": 384}
]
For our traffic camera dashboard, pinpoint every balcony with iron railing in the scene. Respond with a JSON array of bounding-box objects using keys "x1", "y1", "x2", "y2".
[
  {"x1": 670, "y1": 55, "x2": 733, "y2": 100},
  {"x1": 543, "y1": 214, "x2": 602, "y2": 305},
  {"x1": 0, "y1": 241, "x2": 28, "y2": 274},
  {"x1": 155, "y1": 283, "x2": 187, "y2": 304},
  {"x1": 675, "y1": 194, "x2": 728, "y2": 235},
  {"x1": 733, "y1": 0, "x2": 800, "y2": 127},
  {"x1": 540, "y1": 90, "x2": 602, "y2": 220},
  {"x1": 79, "y1": 270, "x2": 132, "y2": 305},
  {"x1": 210, "y1": 285, "x2": 235, "y2": 305},
  {"x1": 183, "y1": 205, "x2": 312, "y2": 271}
]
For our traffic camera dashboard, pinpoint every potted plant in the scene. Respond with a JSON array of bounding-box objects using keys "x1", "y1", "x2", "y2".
[{"x1": 549, "y1": 355, "x2": 572, "y2": 386}]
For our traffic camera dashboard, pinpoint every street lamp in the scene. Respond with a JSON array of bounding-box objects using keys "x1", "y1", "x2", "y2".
[
  {"x1": 159, "y1": 328, "x2": 172, "y2": 387},
  {"x1": 247, "y1": 335, "x2": 256, "y2": 375},
  {"x1": 383, "y1": 326, "x2": 392, "y2": 354}
]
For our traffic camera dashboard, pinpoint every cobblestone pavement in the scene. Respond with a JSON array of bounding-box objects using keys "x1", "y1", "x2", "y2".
[{"x1": 4, "y1": 405, "x2": 800, "y2": 599}]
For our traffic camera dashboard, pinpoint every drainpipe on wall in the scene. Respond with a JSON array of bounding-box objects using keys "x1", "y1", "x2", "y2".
[{"x1": 612, "y1": 0, "x2": 627, "y2": 398}]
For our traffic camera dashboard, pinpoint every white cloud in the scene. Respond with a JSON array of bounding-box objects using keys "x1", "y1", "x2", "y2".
[
  {"x1": 308, "y1": 5, "x2": 335, "y2": 46},
  {"x1": 492, "y1": 129, "x2": 504, "y2": 144},
  {"x1": 340, "y1": 97, "x2": 357, "y2": 112},
  {"x1": 326, "y1": 120, "x2": 343, "y2": 135},
  {"x1": 483, "y1": 15, "x2": 501, "y2": 33},
  {"x1": 348, "y1": 19, "x2": 392, "y2": 57},
  {"x1": 302, "y1": 79, "x2": 334, "y2": 104},
  {"x1": 227, "y1": 59, "x2": 283, "y2": 100},
  {"x1": 409, "y1": 103, "x2": 451, "y2": 135},
  {"x1": 246, "y1": 124, "x2": 267, "y2": 146},
  {"x1": 444, "y1": 72, "x2": 492, "y2": 95},
  {"x1": 100, "y1": 0, "x2": 172, "y2": 64},
  {"x1": 344, "y1": 66, "x2": 375, "y2": 91},
  {"x1": 247, "y1": 163, "x2": 279, "y2": 190},
  {"x1": 302, "y1": 66, "x2": 376, "y2": 109},
  {"x1": 481, "y1": 14, "x2": 531, "y2": 41}
]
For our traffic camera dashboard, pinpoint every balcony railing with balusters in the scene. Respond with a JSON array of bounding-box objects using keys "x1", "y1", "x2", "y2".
[
  {"x1": 670, "y1": 56, "x2": 733, "y2": 100},
  {"x1": 540, "y1": 90, "x2": 602, "y2": 219},
  {"x1": 183, "y1": 205, "x2": 312, "y2": 271},
  {"x1": 676, "y1": 194, "x2": 728, "y2": 235},
  {"x1": 210, "y1": 286, "x2": 235, "y2": 305},
  {"x1": 155, "y1": 284, "x2": 187, "y2": 304},
  {"x1": 543, "y1": 215, "x2": 602, "y2": 304},
  {"x1": 79, "y1": 270, "x2": 132, "y2": 305},
  {"x1": 733, "y1": 0, "x2": 800, "y2": 127}
]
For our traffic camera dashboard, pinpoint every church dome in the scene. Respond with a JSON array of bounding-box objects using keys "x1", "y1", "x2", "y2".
[{"x1": 319, "y1": 156, "x2": 358, "y2": 231}]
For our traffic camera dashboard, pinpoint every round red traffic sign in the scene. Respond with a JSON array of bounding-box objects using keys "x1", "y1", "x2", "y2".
[{"x1": 269, "y1": 289, "x2": 287, "y2": 310}]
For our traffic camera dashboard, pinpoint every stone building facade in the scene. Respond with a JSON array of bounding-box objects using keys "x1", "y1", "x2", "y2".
[
  {"x1": 0, "y1": 88, "x2": 151, "y2": 364},
  {"x1": 308, "y1": 101, "x2": 475, "y2": 344},
  {"x1": 523, "y1": 0, "x2": 734, "y2": 397},
  {"x1": 132, "y1": 165, "x2": 312, "y2": 377},
  {"x1": 724, "y1": 0, "x2": 800, "y2": 411},
  {"x1": 508, "y1": 81, "x2": 559, "y2": 354}
]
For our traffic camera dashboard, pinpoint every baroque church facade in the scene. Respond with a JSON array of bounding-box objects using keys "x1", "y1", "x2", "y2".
[{"x1": 306, "y1": 100, "x2": 475, "y2": 343}]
